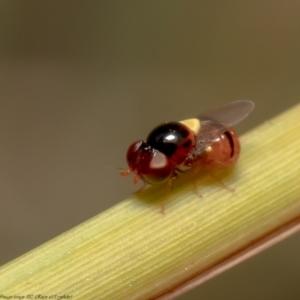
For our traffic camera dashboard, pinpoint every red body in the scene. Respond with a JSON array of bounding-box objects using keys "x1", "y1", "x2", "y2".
[
  {"x1": 185, "y1": 127, "x2": 240, "y2": 171},
  {"x1": 121, "y1": 100, "x2": 254, "y2": 186}
]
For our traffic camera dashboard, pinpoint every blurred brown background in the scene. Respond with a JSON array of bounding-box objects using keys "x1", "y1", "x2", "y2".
[{"x1": 0, "y1": 1, "x2": 299, "y2": 299}]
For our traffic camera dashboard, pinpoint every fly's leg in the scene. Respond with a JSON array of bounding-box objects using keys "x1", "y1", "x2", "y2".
[
  {"x1": 187, "y1": 163, "x2": 203, "y2": 198},
  {"x1": 193, "y1": 178, "x2": 203, "y2": 198},
  {"x1": 209, "y1": 171, "x2": 235, "y2": 193},
  {"x1": 159, "y1": 174, "x2": 177, "y2": 214},
  {"x1": 133, "y1": 181, "x2": 148, "y2": 195}
]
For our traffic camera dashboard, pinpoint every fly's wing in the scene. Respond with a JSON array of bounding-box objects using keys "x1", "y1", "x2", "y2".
[
  {"x1": 193, "y1": 100, "x2": 254, "y2": 155},
  {"x1": 198, "y1": 100, "x2": 255, "y2": 128}
]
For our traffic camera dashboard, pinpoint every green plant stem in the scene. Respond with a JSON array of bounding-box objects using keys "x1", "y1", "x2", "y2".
[{"x1": 1, "y1": 104, "x2": 300, "y2": 300}]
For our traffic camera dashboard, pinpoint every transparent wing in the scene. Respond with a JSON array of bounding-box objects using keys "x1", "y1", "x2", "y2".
[
  {"x1": 192, "y1": 100, "x2": 254, "y2": 156},
  {"x1": 197, "y1": 100, "x2": 255, "y2": 128}
]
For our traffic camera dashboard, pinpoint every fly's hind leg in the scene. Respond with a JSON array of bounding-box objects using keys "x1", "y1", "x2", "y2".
[
  {"x1": 208, "y1": 171, "x2": 235, "y2": 193},
  {"x1": 187, "y1": 162, "x2": 203, "y2": 198},
  {"x1": 193, "y1": 179, "x2": 203, "y2": 198}
]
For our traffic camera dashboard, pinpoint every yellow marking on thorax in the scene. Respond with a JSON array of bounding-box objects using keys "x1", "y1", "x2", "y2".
[{"x1": 179, "y1": 118, "x2": 201, "y2": 135}]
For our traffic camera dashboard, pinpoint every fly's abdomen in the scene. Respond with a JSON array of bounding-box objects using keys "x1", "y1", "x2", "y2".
[{"x1": 197, "y1": 128, "x2": 240, "y2": 170}]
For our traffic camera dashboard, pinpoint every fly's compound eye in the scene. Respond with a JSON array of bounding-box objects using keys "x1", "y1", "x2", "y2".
[
  {"x1": 146, "y1": 122, "x2": 196, "y2": 165},
  {"x1": 126, "y1": 140, "x2": 147, "y2": 171},
  {"x1": 126, "y1": 140, "x2": 174, "y2": 185}
]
